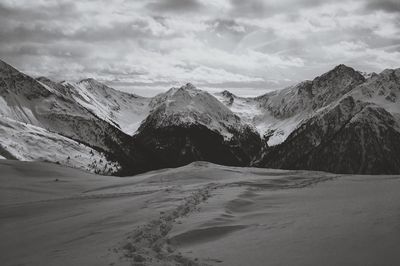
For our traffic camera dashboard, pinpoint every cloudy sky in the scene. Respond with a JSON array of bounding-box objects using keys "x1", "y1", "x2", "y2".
[{"x1": 1, "y1": 0, "x2": 400, "y2": 96}]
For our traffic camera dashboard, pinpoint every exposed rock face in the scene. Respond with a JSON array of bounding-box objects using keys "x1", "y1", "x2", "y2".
[{"x1": 218, "y1": 90, "x2": 236, "y2": 106}]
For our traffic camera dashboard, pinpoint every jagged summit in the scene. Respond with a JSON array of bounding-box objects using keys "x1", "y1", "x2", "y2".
[
  {"x1": 161, "y1": 83, "x2": 200, "y2": 97},
  {"x1": 65, "y1": 77, "x2": 151, "y2": 135},
  {"x1": 181, "y1": 82, "x2": 196, "y2": 90},
  {"x1": 79, "y1": 77, "x2": 97, "y2": 83},
  {"x1": 0, "y1": 60, "x2": 24, "y2": 77},
  {"x1": 148, "y1": 83, "x2": 242, "y2": 133},
  {"x1": 314, "y1": 64, "x2": 365, "y2": 87},
  {"x1": 220, "y1": 90, "x2": 236, "y2": 98},
  {"x1": 358, "y1": 71, "x2": 378, "y2": 79},
  {"x1": 77, "y1": 78, "x2": 112, "y2": 92},
  {"x1": 324, "y1": 64, "x2": 364, "y2": 78},
  {"x1": 332, "y1": 63, "x2": 355, "y2": 72},
  {"x1": 0, "y1": 59, "x2": 12, "y2": 69},
  {"x1": 78, "y1": 77, "x2": 105, "y2": 87},
  {"x1": 36, "y1": 76, "x2": 52, "y2": 82},
  {"x1": 215, "y1": 90, "x2": 236, "y2": 106},
  {"x1": 159, "y1": 83, "x2": 197, "y2": 95},
  {"x1": 380, "y1": 68, "x2": 400, "y2": 79}
]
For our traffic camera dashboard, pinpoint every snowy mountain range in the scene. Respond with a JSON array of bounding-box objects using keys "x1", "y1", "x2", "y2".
[{"x1": 0, "y1": 59, "x2": 399, "y2": 174}]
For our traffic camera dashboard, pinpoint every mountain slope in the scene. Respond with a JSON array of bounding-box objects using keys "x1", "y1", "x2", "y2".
[
  {"x1": 349, "y1": 68, "x2": 400, "y2": 115},
  {"x1": 0, "y1": 116, "x2": 119, "y2": 174},
  {"x1": 1, "y1": 59, "x2": 399, "y2": 175},
  {"x1": 134, "y1": 83, "x2": 262, "y2": 168},
  {"x1": 0, "y1": 60, "x2": 149, "y2": 175},
  {"x1": 256, "y1": 96, "x2": 400, "y2": 174},
  {"x1": 0, "y1": 61, "x2": 263, "y2": 174},
  {"x1": 64, "y1": 78, "x2": 151, "y2": 135},
  {"x1": 217, "y1": 65, "x2": 366, "y2": 146},
  {"x1": 254, "y1": 66, "x2": 400, "y2": 174}
]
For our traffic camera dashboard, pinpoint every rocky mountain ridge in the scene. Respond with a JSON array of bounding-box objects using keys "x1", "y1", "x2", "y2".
[{"x1": 1, "y1": 59, "x2": 399, "y2": 174}]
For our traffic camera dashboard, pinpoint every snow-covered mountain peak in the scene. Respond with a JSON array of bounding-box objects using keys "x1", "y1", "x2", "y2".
[
  {"x1": 76, "y1": 78, "x2": 144, "y2": 100},
  {"x1": 220, "y1": 90, "x2": 236, "y2": 98},
  {"x1": 327, "y1": 64, "x2": 364, "y2": 79},
  {"x1": 77, "y1": 78, "x2": 112, "y2": 92},
  {"x1": 181, "y1": 82, "x2": 196, "y2": 90},
  {"x1": 36, "y1": 76, "x2": 52, "y2": 83},
  {"x1": 156, "y1": 83, "x2": 198, "y2": 98},
  {"x1": 77, "y1": 78, "x2": 114, "y2": 95},
  {"x1": 215, "y1": 64, "x2": 368, "y2": 146},
  {"x1": 215, "y1": 90, "x2": 237, "y2": 106},
  {"x1": 79, "y1": 77, "x2": 97, "y2": 83},
  {"x1": 349, "y1": 67, "x2": 400, "y2": 115},
  {"x1": 61, "y1": 78, "x2": 151, "y2": 135},
  {"x1": 379, "y1": 68, "x2": 400, "y2": 80},
  {"x1": 331, "y1": 63, "x2": 355, "y2": 72},
  {"x1": 0, "y1": 62, "x2": 47, "y2": 98},
  {"x1": 135, "y1": 84, "x2": 262, "y2": 166},
  {"x1": 358, "y1": 71, "x2": 377, "y2": 79},
  {"x1": 143, "y1": 84, "x2": 258, "y2": 141},
  {"x1": 152, "y1": 84, "x2": 217, "y2": 108},
  {"x1": 313, "y1": 64, "x2": 365, "y2": 92},
  {"x1": 151, "y1": 84, "x2": 237, "y2": 119},
  {"x1": 164, "y1": 83, "x2": 201, "y2": 97}
]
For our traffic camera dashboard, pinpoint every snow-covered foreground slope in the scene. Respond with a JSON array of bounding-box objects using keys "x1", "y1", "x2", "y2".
[{"x1": 1, "y1": 160, "x2": 400, "y2": 266}]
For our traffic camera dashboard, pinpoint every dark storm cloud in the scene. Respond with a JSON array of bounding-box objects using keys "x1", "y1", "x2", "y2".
[
  {"x1": 0, "y1": 18, "x2": 178, "y2": 45},
  {"x1": 146, "y1": 0, "x2": 204, "y2": 13},
  {"x1": 228, "y1": 0, "x2": 339, "y2": 18},
  {"x1": 365, "y1": 0, "x2": 400, "y2": 13},
  {"x1": 0, "y1": 24, "x2": 65, "y2": 43},
  {"x1": 0, "y1": 1, "x2": 76, "y2": 20},
  {"x1": 229, "y1": 0, "x2": 270, "y2": 17}
]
